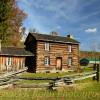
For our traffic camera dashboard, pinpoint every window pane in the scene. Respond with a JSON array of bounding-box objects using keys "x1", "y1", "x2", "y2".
[
  {"x1": 68, "y1": 45, "x2": 72, "y2": 52},
  {"x1": 44, "y1": 56, "x2": 50, "y2": 66},
  {"x1": 45, "y1": 43, "x2": 50, "y2": 51},
  {"x1": 68, "y1": 57, "x2": 72, "y2": 66}
]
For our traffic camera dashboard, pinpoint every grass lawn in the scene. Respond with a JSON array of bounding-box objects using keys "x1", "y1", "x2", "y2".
[
  {"x1": 17, "y1": 66, "x2": 93, "y2": 84},
  {"x1": 17, "y1": 71, "x2": 76, "y2": 84},
  {"x1": 0, "y1": 82, "x2": 100, "y2": 100},
  {"x1": 19, "y1": 71, "x2": 75, "y2": 78},
  {"x1": 0, "y1": 67, "x2": 99, "y2": 100}
]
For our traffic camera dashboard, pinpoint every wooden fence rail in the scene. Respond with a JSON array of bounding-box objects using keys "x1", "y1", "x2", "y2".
[
  {"x1": 0, "y1": 64, "x2": 99, "y2": 89},
  {"x1": 73, "y1": 73, "x2": 96, "y2": 81},
  {"x1": 71, "y1": 64, "x2": 99, "y2": 82},
  {"x1": 0, "y1": 68, "x2": 28, "y2": 79},
  {"x1": 0, "y1": 68, "x2": 28, "y2": 88}
]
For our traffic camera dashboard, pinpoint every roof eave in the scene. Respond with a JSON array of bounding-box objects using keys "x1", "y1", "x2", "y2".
[
  {"x1": 36, "y1": 39, "x2": 79, "y2": 44},
  {"x1": 0, "y1": 54, "x2": 34, "y2": 56}
]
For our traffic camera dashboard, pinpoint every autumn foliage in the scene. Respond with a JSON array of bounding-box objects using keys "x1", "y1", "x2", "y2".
[{"x1": 0, "y1": 0, "x2": 27, "y2": 47}]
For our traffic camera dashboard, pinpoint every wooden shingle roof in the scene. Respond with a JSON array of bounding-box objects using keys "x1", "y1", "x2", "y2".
[
  {"x1": 30, "y1": 33, "x2": 79, "y2": 44},
  {"x1": 0, "y1": 47, "x2": 34, "y2": 56}
]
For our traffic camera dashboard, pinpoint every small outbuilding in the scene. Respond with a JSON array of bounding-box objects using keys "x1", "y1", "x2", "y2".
[{"x1": 0, "y1": 47, "x2": 34, "y2": 73}]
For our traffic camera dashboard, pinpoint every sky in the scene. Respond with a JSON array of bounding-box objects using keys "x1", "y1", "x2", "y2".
[{"x1": 17, "y1": 0, "x2": 100, "y2": 51}]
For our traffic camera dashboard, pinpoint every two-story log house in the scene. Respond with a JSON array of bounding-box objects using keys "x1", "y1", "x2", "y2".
[{"x1": 24, "y1": 32, "x2": 80, "y2": 73}]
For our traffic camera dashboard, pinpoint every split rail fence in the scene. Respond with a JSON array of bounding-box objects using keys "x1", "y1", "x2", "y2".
[
  {"x1": 0, "y1": 64, "x2": 99, "y2": 89},
  {"x1": 15, "y1": 64, "x2": 99, "y2": 89}
]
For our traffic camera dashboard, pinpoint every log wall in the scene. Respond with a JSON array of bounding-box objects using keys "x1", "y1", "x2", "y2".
[
  {"x1": 0, "y1": 56, "x2": 25, "y2": 72},
  {"x1": 36, "y1": 41, "x2": 79, "y2": 72}
]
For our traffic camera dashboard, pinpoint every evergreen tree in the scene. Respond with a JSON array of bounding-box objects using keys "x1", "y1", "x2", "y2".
[{"x1": 0, "y1": 0, "x2": 12, "y2": 43}]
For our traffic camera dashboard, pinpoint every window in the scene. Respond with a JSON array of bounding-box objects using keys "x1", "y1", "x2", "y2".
[
  {"x1": 68, "y1": 57, "x2": 72, "y2": 66},
  {"x1": 68, "y1": 45, "x2": 72, "y2": 52},
  {"x1": 45, "y1": 42, "x2": 50, "y2": 51},
  {"x1": 44, "y1": 56, "x2": 50, "y2": 66},
  {"x1": 6, "y1": 57, "x2": 12, "y2": 66}
]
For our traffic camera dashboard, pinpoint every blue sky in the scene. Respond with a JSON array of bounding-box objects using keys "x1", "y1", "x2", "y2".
[{"x1": 17, "y1": 0, "x2": 100, "y2": 51}]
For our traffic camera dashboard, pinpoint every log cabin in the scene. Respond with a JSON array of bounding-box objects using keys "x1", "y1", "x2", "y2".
[
  {"x1": 24, "y1": 32, "x2": 80, "y2": 73},
  {"x1": 0, "y1": 47, "x2": 34, "y2": 73}
]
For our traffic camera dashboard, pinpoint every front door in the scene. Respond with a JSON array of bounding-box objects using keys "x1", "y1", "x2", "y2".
[{"x1": 56, "y1": 57, "x2": 62, "y2": 70}]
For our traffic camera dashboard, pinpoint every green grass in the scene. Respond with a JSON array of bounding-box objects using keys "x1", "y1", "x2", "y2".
[
  {"x1": 20, "y1": 71, "x2": 75, "y2": 78},
  {"x1": 0, "y1": 82, "x2": 100, "y2": 100},
  {"x1": 0, "y1": 67, "x2": 100, "y2": 100},
  {"x1": 80, "y1": 65, "x2": 94, "y2": 72},
  {"x1": 18, "y1": 71, "x2": 78, "y2": 84},
  {"x1": 18, "y1": 66, "x2": 94, "y2": 84},
  {"x1": 17, "y1": 79, "x2": 52, "y2": 84},
  {"x1": 17, "y1": 72, "x2": 74, "y2": 83}
]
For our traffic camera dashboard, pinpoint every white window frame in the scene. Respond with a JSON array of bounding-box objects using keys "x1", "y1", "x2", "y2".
[
  {"x1": 6, "y1": 57, "x2": 12, "y2": 66},
  {"x1": 68, "y1": 45, "x2": 72, "y2": 52},
  {"x1": 44, "y1": 56, "x2": 50, "y2": 66},
  {"x1": 68, "y1": 57, "x2": 72, "y2": 66},
  {"x1": 45, "y1": 42, "x2": 50, "y2": 51}
]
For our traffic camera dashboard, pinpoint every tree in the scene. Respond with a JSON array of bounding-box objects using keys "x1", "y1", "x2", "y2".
[
  {"x1": 29, "y1": 28, "x2": 39, "y2": 33},
  {"x1": 0, "y1": 0, "x2": 12, "y2": 43},
  {"x1": 0, "y1": 0, "x2": 27, "y2": 47},
  {"x1": 90, "y1": 40, "x2": 99, "y2": 64},
  {"x1": 19, "y1": 26, "x2": 27, "y2": 42},
  {"x1": 9, "y1": 5, "x2": 27, "y2": 47}
]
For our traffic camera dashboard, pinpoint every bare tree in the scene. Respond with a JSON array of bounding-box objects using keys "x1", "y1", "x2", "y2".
[
  {"x1": 90, "y1": 40, "x2": 98, "y2": 64},
  {"x1": 29, "y1": 28, "x2": 39, "y2": 33}
]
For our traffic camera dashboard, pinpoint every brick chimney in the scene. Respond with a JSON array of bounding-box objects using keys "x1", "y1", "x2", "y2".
[
  {"x1": 67, "y1": 34, "x2": 74, "y2": 39},
  {"x1": 50, "y1": 31, "x2": 58, "y2": 36}
]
